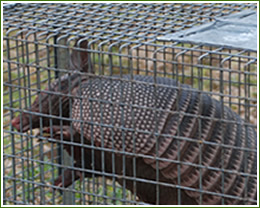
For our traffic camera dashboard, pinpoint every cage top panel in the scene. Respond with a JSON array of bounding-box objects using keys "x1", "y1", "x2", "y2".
[
  {"x1": 3, "y1": 3, "x2": 257, "y2": 43},
  {"x1": 159, "y1": 9, "x2": 257, "y2": 51}
]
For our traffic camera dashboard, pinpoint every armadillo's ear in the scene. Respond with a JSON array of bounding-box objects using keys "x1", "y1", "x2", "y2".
[{"x1": 70, "y1": 39, "x2": 92, "y2": 73}]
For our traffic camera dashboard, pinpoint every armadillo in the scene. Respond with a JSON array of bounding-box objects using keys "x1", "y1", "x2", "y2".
[{"x1": 11, "y1": 41, "x2": 257, "y2": 205}]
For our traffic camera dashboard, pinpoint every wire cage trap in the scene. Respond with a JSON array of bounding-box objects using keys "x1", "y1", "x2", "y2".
[{"x1": 2, "y1": 3, "x2": 258, "y2": 205}]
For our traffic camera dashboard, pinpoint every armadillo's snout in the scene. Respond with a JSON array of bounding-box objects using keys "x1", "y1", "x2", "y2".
[
  {"x1": 11, "y1": 116, "x2": 21, "y2": 131},
  {"x1": 11, "y1": 114, "x2": 31, "y2": 132}
]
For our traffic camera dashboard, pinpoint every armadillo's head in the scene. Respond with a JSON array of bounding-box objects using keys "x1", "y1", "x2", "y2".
[
  {"x1": 12, "y1": 39, "x2": 92, "y2": 132},
  {"x1": 11, "y1": 73, "x2": 82, "y2": 132}
]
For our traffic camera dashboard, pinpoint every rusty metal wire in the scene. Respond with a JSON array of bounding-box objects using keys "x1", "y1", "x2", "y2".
[{"x1": 3, "y1": 3, "x2": 257, "y2": 205}]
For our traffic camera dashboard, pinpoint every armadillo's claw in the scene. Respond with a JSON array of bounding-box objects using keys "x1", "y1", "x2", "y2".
[
  {"x1": 54, "y1": 130, "x2": 71, "y2": 141},
  {"x1": 36, "y1": 127, "x2": 51, "y2": 142}
]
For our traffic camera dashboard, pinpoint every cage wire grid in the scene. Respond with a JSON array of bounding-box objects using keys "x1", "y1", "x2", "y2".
[{"x1": 2, "y1": 3, "x2": 258, "y2": 205}]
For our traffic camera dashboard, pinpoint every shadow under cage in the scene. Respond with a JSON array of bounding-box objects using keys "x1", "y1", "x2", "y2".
[{"x1": 2, "y1": 3, "x2": 258, "y2": 205}]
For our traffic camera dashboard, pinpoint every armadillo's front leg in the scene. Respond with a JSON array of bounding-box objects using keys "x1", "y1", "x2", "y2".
[
  {"x1": 54, "y1": 168, "x2": 83, "y2": 188},
  {"x1": 37, "y1": 125, "x2": 81, "y2": 154},
  {"x1": 37, "y1": 125, "x2": 83, "y2": 188}
]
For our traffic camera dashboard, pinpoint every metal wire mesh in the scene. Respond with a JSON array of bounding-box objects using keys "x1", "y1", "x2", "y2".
[{"x1": 3, "y1": 3, "x2": 257, "y2": 205}]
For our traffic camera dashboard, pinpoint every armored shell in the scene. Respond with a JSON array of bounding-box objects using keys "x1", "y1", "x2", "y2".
[{"x1": 72, "y1": 75, "x2": 257, "y2": 205}]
